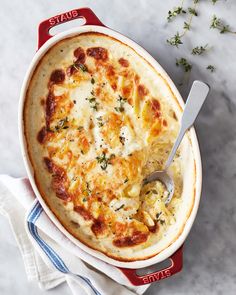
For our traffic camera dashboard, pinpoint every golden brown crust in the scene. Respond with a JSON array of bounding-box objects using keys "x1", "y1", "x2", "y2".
[
  {"x1": 30, "y1": 149, "x2": 196, "y2": 262},
  {"x1": 23, "y1": 31, "x2": 196, "y2": 261}
]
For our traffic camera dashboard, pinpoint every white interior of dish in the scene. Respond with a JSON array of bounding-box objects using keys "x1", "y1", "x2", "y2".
[{"x1": 19, "y1": 25, "x2": 202, "y2": 269}]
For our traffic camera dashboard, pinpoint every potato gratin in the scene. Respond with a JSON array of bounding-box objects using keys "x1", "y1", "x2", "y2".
[{"x1": 24, "y1": 32, "x2": 196, "y2": 261}]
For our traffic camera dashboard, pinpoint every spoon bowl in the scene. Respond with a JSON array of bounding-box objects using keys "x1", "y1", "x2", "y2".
[
  {"x1": 143, "y1": 170, "x2": 174, "y2": 204},
  {"x1": 143, "y1": 80, "x2": 210, "y2": 205}
]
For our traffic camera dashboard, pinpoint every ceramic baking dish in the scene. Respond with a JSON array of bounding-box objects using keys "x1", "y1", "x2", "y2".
[{"x1": 19, "y1": 8, "x2": 202, "y2": 285}]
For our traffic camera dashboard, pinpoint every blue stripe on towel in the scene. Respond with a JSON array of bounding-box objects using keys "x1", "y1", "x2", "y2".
[{"x1": 27, "y1": 201, "x2": 102, "y2": 295}]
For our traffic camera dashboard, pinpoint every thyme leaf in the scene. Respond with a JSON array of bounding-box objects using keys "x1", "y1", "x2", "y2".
[
  {"x1": 86, "y1": 97, "x2": 99, "y2": 111},
  {"x1": 176, "y1": 58, "x2": 192, "y2": 72},
  {"x1": 54, "y1": 117, "x2": 69, "y2": 131},
  {"x1": 96, "y1": 116, "x2": 104, "y2": 127},
  {"x1": 188, "y1": 7, "x2": 198, "y2": 16},
  {"x1": 206, "y1": 65, "x2": 216, "y2": 72},
  {"x1": 183, "y1": 21, "x2": 191, "y2": 30},
  {"x1": 167, "y1": 32, "x2": 183, "y2": 47},
  {"x1": 210, "y1": 15, "x2": 236, "y2": 34},
  {"x1": 191, "y1": 44, "x2": 208, "y2": 55},
  {"x1": 96, "y1": 153, "x2": 115, "y2": 170},
  {"x1": 119, "y1": 136, "x2": 125, "y2": 145},
  {"x1": 115, "y1": 204, "x2": 125, "y2": 211},
  {"x1": 167, "y1": 6, "x2": 186, "y2": 22},
  {"x1": 115, "y1": 95, "x2": 127, "y2": 112}
]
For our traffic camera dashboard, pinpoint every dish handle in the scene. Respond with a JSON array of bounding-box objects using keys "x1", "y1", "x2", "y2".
[
  {"x1": 119, "y1": 245, "x2": 183, "y2": 286},
  {"x1": 38, "y1": 8, "x2": 104, "y2": 49}
]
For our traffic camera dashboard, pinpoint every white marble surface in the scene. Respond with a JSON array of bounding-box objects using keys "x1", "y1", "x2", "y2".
[{"x1": 1, "y1": 0, "x2": 236, "y2": 294}]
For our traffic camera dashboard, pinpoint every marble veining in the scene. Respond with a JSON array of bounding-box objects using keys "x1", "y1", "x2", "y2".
[{"x1": 0, "y1": 0, "x2": 236, "y2": 294}]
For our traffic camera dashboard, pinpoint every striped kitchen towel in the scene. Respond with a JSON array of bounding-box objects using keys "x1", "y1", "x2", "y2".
[{"x1": 0, "y1": 175, "x2": 150, "y2": 295}]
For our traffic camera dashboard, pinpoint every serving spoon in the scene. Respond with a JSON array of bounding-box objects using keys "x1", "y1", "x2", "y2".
[{"x1": 143, "y1": 80, "x2": 210, "y2": 205}]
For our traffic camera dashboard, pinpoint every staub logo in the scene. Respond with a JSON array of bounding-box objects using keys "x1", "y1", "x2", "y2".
[
  {"x1": 49, "y1": 10, "x2": 79, "y2": 26},
  {"x1": 142, "y1": 269, "x2": 171, "y2": 284}
]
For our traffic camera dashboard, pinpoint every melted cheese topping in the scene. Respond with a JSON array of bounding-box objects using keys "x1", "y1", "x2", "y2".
[{"x1": 24, "y1": 33, "x2": 192, "y2": 261}]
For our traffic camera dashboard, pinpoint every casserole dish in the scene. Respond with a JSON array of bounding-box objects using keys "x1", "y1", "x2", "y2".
[{"x1": 19, "y1": 8, "x2": 202, "y2": 285}]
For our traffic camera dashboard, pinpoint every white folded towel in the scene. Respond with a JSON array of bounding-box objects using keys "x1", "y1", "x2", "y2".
[{"x1": 0, "y1": 175, "x2": 150, "y2": 295}]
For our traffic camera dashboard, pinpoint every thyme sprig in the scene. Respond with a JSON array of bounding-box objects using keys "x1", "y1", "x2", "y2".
[
  {"x1": 115, "y1": 204, "x2": 125, "y2": 212},
  {"x1": 210, "y1": 15, "x2": 236, "y2": 34},
  {"x1": 86, "y1": 97, "x2": 99, "y2": 111},
  {"x1": 53, "y1": 117, "x2": 69, "y2": 132},
  {"x1": 167, "y1": 0, "x2": 199, "y2": 47},
  {"x1": 167, "y1": 6, "x2": 186, "y2": 22},
  {"x1": 183, "y1": 21, "x2": 190, "y2": 30},
  {"x1": 176, "y1": 57, "x2": 192, "y2": 86},
  {"x1": 206, "y1": 65, "x2": 216, "y2": 72},
  {"x1": 176, "y1": 58, "x2": 192, "y2": 72},
  {"x1": 115, "y1": 95, "x2": 127, "y2": 112},
  {"x1": 167, "y1": 32, "x2": 183, "y2": 47},
  {"x1": 96, "y1": 152, "x2": 115, "y2": 170},
  {"x1": 192, "y1": 44, "x2": 208, "y2": 55},
  {"x1": 166, "y1": 0, "x2": 220, "y2": 79},
  {"x1": 188, "y1": 7, "x2": 198, "y2": 16},
  {"x1": 96, "y1": 116, "x2": 104, "y2": 127},
  {"x1": 167, "y1": 0, "x2": 185, "y2": 22}
]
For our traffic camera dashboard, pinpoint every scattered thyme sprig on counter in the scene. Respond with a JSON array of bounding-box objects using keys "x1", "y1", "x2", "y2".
[
  {"x1": 166, "y1": 0, "x2": 199, "y2": 47},
  {"x1": 167, "y1": 6, "x2": 186, "y2": 22},
  {"x1": 192, "y1": 44, "x2": 208, "y2": 55},
  {"x1": 210, "y1": 15, "x2": 236, "y2": 34},
  {"x1": 175, "y1": 57, "x2": 192, "y2": 86},
  {"x1": 183, "y1": 21, "x2": 190, "y2": 30},
  {"x1": 167, "y1": 32, "x2": 183, "y2": 47},
  {"x1": 167, "y1": 0, "x2": 186, "y2": 22},
  {"x1": 206, "y1": 65, "x2": 216, "y2": 72},
  {"x1": 176, "y1": 58, "x2": 192, "y2": 72},
  {"x1": 165, "y1": 0, "x2": 233, "y2": 81},
  {"x1": 188, "y1": 7, "x2": 198, "y2": 16}
]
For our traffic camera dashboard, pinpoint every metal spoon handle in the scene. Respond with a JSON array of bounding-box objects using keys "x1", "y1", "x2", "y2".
[{"x1": 164, "y1": 80, "x2": 210, "y2": 170}]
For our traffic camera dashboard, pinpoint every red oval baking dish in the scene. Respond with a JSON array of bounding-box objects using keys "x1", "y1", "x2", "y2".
[{"x1": 19, "y1": 8, "x2": 202, "y2": 285}]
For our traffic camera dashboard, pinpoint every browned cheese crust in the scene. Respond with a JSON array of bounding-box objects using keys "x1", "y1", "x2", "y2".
[{"x1": 23, "y1": 32, "x2": 196, "y2": 261}]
